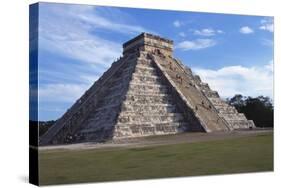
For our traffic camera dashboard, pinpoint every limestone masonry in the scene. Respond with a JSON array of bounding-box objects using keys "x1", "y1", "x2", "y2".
[{"x1": 40, "y1": 33, "x2": 255, "y2": 145}]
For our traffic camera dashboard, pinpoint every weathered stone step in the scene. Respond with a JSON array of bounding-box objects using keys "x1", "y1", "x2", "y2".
[
  {"x1": 208, "y1": 98, "x2": 230, "y2": 106},
  {"x1": 132, "y1": 73, "x2": 159, "y2": 79},
  {"x1": 117, "y1": 113, "x2": 184, "y2": 123},
  {"x1": 217, "y1": 107, "x2": 237, "y2": 114},
  {"x1": 227, "y1": 120, "x2": 254, "y2": 129},
  {"x1": 136, "y1": 59, "x2": 154, "y2": 67},
  {"x1": 131, "y1": 73, "x2": 162, "y2": 84},
  {"x1": 220, "y1": 113, "x2": 247, "y2": 121},
  {"x1": 121, "y1": 103, "x2": 177, "y2": 113},
  {"x1": 135, "y1": 64, "x2": 154, "y2": 70},
  {"x1": 130, "y1": 79, "x2": 162, "y2": 85},
  {"x1": 126, "y1": 90, "x2": 169, "y2": 95},
  {"x1": 212, "y1": 103, "x2": 234, "y2": 108},
  {"x1": 114, "y1": 122, "x2": 187, "y2": 137},
  {"x1": 122, "y1": 101, "x2": 177, "y2": 111},
  {"x1": 134, "y1": 65, "x2": 158, "y2": 76},
  {"x1": 124, "y1": 94, "x2": 173, "y2": 104},
  {"x1": 116, "y1": 121, "x2": 187, "y2": 128},
  {"x1": 108, "y1": 77, "x2": 167, "y2": 92},
  {"x1": 128, "y1": 83, "x2": 169, "y2": 93},
  {"x1": 122, "y1": 102, "x2": 176, "y2": 108},
  {"x1": 120, "y1": 108, "x2": 179, "y2": 116},
  {"x1": 202, "y1": 90, "x2": 220, "y2": 98}
]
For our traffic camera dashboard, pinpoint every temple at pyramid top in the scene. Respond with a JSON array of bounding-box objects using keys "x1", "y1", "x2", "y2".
[{"x1": 123, "y1": 33, "x2": 173, "y2": 56}]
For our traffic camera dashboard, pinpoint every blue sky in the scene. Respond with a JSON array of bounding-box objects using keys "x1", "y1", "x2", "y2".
[{"x1": 36, "y1": 2, "x2": 274, "y2": 121}]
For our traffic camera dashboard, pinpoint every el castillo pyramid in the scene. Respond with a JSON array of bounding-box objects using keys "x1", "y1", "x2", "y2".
[{"x1": 40, "y1": 33, "x2": 255, "y2": 145}]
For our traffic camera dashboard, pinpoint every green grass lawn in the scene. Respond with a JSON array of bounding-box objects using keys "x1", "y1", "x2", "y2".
[{"x1": 39, "y1": 133, "x2": 273, "y2": 185}]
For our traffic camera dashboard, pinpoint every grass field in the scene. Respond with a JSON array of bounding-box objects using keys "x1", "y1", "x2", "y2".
[{"x1": 39, "y1": 132, "x2": 273, "y2": 185}]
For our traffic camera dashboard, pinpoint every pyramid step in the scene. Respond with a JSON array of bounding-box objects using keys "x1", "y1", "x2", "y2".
[
  {"x1": 209, "y1": 100, "x2": 228, "y2": 106},
  {"x1": 126, "y1": 90, "x2": 169, "y2": 95},
  {"x1": 123, "y1": 102, "x2": 176, "y2": 107},
  {"x1": 126, "y1": 93, "x2": 170, "y2": 97},
  {"x1": 116, "y1": 122, "x2": 188, "y2": 128},
  {"x1": 134, "y1": 69, "x2": 158, "y2": 76},
  {"x1": 217, "y1": 107, "x2": 237, "y2": 114},
  {"x1": 135, "y1": 64, "x2": 155, "y2": 70},
  {"x1": 117, "y1": 113, "x2": 184, "y2": 123},
  {"x1": 130, "y1": 79, "x2": 162, "y2": 85},
  {"x1": 128, "y1": 83, "x2": 169, "y2": 93},
  {"x1": 114, "y1": 122, "x2": 187, "y2": 137},
  {"x1": 124, "y1": 94, "x2": 172, "y2": 103},
  {"x1": 202, "y1": 90, "x2": 220, "y2": 98},
  {"x1": 227, "y1": 120, "x2": 254, "y2": 129},
  {"x1": 131, "y1": 73, "x2": 162, "y2": 84},
  {"x1": 119, "y1": 110, "x2": 181, "y2": 116},
  {"x1": 221, "y1": 113, "x2": 247, "y2": 121},
  {"x1": 136, "y1": 59, "x2": 154, "y2": 67},
  {"x1": 121, "y1": 103, "x2": 177, "y2": 113},
  {"x1": 124, "y1": 94, "x2": 173, "y2": 104},
  {"x1": 132, "y1": 73, "x2": 159, "y2": 79}
]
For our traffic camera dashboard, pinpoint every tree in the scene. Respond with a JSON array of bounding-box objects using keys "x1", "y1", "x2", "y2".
[{"x1": 227, "y1": 95, "x2": 273, "y2": 127}]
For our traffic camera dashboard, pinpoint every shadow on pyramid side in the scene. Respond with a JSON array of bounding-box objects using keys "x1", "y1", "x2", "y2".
[{"x1": 40, "y1": 33, "x2": 255, "y2": 145}]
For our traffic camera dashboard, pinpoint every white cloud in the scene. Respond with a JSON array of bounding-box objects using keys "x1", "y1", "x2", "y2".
[
  {"x1": 39, "y1": 4, "x2": 124, "y2": 67},
  {"x1": 179, "y1": 32, "x2": 186, "y2": 37},
  {"x1": 39, "y1": 84, "x2": 90, "y2": 102},
  {"x1": 259, "y1": 18, "x2": 274, "y2": 32},
  {"x1": 194, "y1": 28, "x2": 215, "y2": 36},
  {"x1": 193, "y1": 28, "x2": 224, "y2": 36},
  {"x1": 37, "y1": 3, "x2": 155, "y2": 105},
  {"x1": 39, "y1": 4, "x2": 156, "y2": 67},
  {"x1": 176, "y1": 39, "x2": 217, "y2": 51},
  {"x1": 239, "y1": 26, "x2": 254, "y2": 34},
  {"x1": 173, "y1": 20, "x2": 183, "y2": 28},
  {"x1": 193, "y1": 61, "x2": 273, "y2": 98}
]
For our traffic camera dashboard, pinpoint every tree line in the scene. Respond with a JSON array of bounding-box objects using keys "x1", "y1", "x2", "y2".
[{"x1": 226, "y1": 94, "x2": 273, "y2": 127}]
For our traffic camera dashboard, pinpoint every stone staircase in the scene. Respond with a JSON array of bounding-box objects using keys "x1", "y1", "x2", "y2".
[
  {"x1": 113, "y1": 52, "x2": 192, "y2": 139},
  {"x1": 187, "y1": 62, "x2": 255, "y2": 130},
  {"x1": 151, "y1": 55, "x2": 231, "y2": 132}
]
